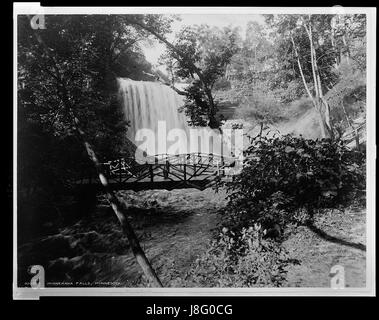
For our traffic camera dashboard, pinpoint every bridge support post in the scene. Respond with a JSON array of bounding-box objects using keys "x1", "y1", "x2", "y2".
[
  {"x1": 149, "y1": 164, "x2": 154, "y2": 182},
  {"x1": 193, "y1": 153, "x2": 196, "y2": 176},
  {"x1": 164, "y1": 161, "x2": 169, "y2": 179},
  {"x1": 119, "y1": 158, "x2": 122, "y2": 183},
  {"x1": 221, "y1": 156, "x2": 225, "y2": 176},
  {"x1": 183, "y1": 164, "x2": 186, "y2": 182}
]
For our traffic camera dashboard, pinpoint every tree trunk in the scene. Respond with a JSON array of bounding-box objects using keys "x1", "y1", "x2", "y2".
[
  {"x1": 303, "y1": 20, "x2": 333, "y2": 138},
  {"x1": 315, "y1": 100, "x2": 329, "y2": 138},
  {"x1": 71, "y1": 114, "x2": 163, "y2": 287},
  {"x1": 291, "y1": 32, "x2": 328, "y2": 138}
]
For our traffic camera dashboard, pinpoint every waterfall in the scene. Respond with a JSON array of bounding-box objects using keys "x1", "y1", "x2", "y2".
[{"x1": 118, "y1": 78, "x2": 241, "y2": 158}]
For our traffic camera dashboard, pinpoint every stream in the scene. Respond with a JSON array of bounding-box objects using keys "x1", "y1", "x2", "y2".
[{"x1": 18, "y1": 188, "x2": 228, "y2": 287}]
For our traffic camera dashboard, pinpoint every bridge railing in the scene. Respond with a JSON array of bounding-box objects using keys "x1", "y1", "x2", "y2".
[
  {"x1": 76, "y1": 152, "x2": 244, "y2": 189},
  {"x1": 98, "y1": 152, "x2": 243, "y2": 184}
]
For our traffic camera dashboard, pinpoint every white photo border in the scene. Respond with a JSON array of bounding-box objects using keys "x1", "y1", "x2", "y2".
[{"x1": 13, "y1": 3, "x2": 376, "y2": 299}]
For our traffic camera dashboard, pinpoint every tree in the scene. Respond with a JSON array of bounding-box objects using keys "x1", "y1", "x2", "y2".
[
  {"x1": 221, "y1": 20, "x2": 284, "y2": 131},
  {"x1": 18, "y1": 14, "x2": 169, "y2": 286},
  {"x1": 326, "y1": 14, "x2": 366, "y2": 146},
  {"x1": 125, "y1": 15, "x2": 240, "y2": 129},
  {"x1": 330, "y1": 14, "x2": 366, "y2": 70},
  {"x1": 265, "y1": 15, "x2": 336, "y2": 138},
  {"x1": 265, "y1": 14, "x2": 366, "y2": 139}
]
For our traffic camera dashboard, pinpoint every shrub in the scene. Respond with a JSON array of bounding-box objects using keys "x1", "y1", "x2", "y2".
[
  {"x1": 182, "y1": 224, "x2": 291, "y2": 287},
  {"x1": 222, "y1": 134, "x2": 366, "y2": 233}
]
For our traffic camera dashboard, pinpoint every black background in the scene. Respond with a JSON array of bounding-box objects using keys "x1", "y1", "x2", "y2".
[{"x1": 6, "y1": 0, "x2": 376, "y2": 312}]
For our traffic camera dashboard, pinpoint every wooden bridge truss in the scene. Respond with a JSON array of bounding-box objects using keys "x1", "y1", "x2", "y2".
[{"x1": 78, "y1": 153, "x2": 241, "y2": 191}]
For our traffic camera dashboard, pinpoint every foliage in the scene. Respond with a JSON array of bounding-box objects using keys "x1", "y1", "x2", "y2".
[
  {"x1": 227, "y1": 21, "x2": 274, "y2": 82},
  {"x1": 265, "y1": 15, "x2": 345, "y2": 94},
  {"x1": 235, "y1": 87, "x2": 286, "y2": 125},
  {"x1": 325, "y1": 61, "x2": 366, "y2": 135},
  {"x1": 213, "y1": 77, "x2": 232, "y2": 91},
  {"x1": 179, "y1": 80, "x2": 210, "y2": 126},
  {"x1": 221, "y1": 14, "x2": 366, "y2": 136},
  {"x1": 271, "y1": 80, "x2": 305, "y2": 104},
  {"x1": 159, "y1": 25, "x2": 240, "y2": 127},
  {"x1": 264, "y1": 15, "x2": 366, "y2": 135},
  {"x1": 18, "y1": 15, "x2": 157, "y2": 157},
  {"x1": 280, "y1": 97, "x2": 314, "y2": 120},
  {"x1": 222, "y1": 134, "x2": 366, "y2": 234},
  {"x1": 17, "y1": 14, "x2": 171, "y2": 237},
  {"x1": 179, "y1": 224, "x2": 290, "y2": 287}
]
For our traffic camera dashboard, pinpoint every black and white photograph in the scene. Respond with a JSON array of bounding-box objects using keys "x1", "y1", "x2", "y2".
[{"x1": 13, "y1": 5, "x2": 376, "y2": 299}]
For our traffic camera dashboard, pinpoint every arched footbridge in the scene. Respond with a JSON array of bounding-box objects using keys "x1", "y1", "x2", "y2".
[{"x1": 77, "y1": 153, "x2": 242, "y2": 191}]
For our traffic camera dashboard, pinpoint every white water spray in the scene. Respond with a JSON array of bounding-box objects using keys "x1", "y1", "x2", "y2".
[{"x1": 118, "y1": 78, "x2": 241, "y2": 157}]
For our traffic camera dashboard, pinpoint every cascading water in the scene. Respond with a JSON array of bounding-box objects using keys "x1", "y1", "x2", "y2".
[
  {"x1": 118, "y1": 78, "x2": 241, "y2": 158},
  {"x1": 118, "y1": 78, "x2": 187, "y2": 151}
]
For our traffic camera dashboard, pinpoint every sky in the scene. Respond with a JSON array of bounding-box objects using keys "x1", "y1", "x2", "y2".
[{"x1": 141, "y1": 14, "x2": 265, "y2": 72}]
